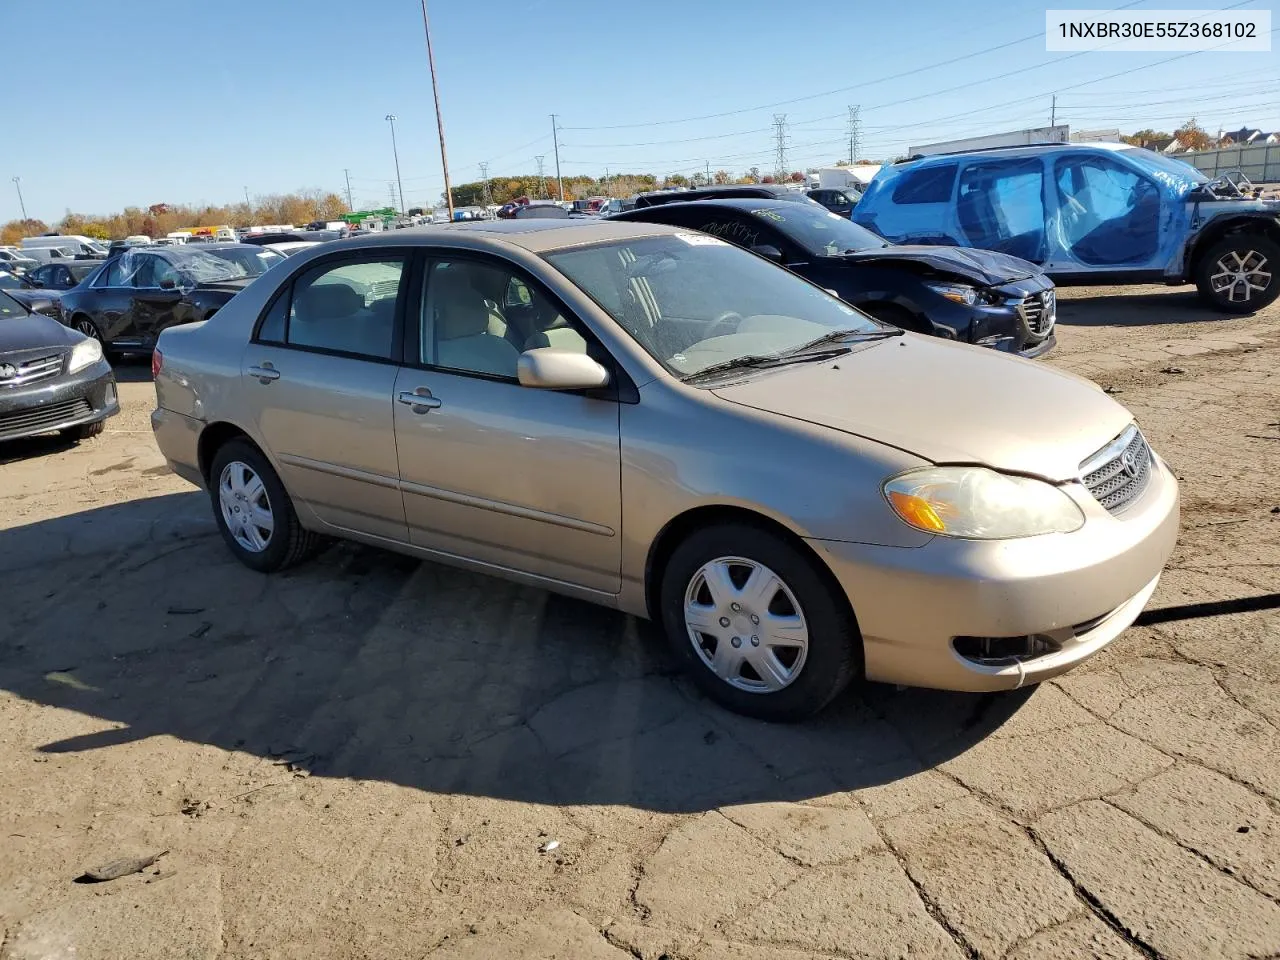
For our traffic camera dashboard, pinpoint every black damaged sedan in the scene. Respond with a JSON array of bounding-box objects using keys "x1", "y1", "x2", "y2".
[
  {"x1": 615, "y1": 198, "x2": 1056, "y2": 358},
  {"x1": 0, "y1": 290, "x2": 118, "y2": 443}
]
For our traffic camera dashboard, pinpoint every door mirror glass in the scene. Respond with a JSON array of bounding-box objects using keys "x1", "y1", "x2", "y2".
[
  {"x1": 517, "y1": 347, "x2": 610, "y2": 390},
  {"x1": 750, "y1": 244, "x2": 784, "y2": 262}
]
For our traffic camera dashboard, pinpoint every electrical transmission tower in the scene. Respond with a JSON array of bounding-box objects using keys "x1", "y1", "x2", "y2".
[
  {"x1": 535, "y1": 155, "x2": 546, "y2": 198},
  {"x1": 773, "y1": 114, "x2": 789, "y2": 180},
  {"x1": 479, "y1": 162, "x2": 491, "y2": 206},
  {"x1": 847, "y1": 105, "x2": 861, "y2": 165}
]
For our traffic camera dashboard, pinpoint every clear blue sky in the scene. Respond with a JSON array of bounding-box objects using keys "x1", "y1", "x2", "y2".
[{"x1": 5, "y1": 0, "x2": 1277, "y2": 221}]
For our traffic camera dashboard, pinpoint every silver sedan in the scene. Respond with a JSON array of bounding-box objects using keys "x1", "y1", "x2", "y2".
[{"x1": 151, "y1": 221, "x2": 1179, "y2": 720}]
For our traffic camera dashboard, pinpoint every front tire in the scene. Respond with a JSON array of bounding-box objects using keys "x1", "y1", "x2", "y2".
[
  {"x1": 208, "y1": 439, "x2": 324, "y2": 572},
  {"x1": 61, "y1": 420, "x2": 105, "y2": 441},
  {"x1": 659, "y1": 524, "x2": 861, "y2": 722},
  {"x1": 1194, "y1": 235, "x2": 1279, "y2": 313}
]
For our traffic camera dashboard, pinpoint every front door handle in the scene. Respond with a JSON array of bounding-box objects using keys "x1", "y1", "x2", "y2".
[
  {"x1": 248, "y1": 364, "x2": 281, "y2": 382},
  {"x1": 398, "y1": 389, "x2": 442, "y2": 412}
]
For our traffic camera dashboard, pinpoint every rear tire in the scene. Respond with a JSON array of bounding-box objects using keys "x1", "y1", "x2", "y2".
[
  {"x1": 659, "y1": 523, "x2": 861, "y2": 722},
  {"x1": 1194, "y1": 235, "x2": 1279, "y2": 313},
  {"x1": 61, "y1": 420, "x2": 105, "y2": 441},
  {"x1": 208, "y1": 438, "x2": 325, "y2": 572}
]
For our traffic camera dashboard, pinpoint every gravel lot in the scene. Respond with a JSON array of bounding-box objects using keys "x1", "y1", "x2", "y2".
[{"x1": 1, "y1": 284, "x2": 1277, "y2": 960}]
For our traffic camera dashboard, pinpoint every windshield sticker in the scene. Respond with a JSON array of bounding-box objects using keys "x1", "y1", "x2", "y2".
[
  {"x1": 674, "y1": 232, "x2": 729, "y2": 246},
  {"x1": 750, "y1": 209, "x2": 785, "y2": 222}
]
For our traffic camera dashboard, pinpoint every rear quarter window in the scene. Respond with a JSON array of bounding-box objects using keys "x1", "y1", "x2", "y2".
[{"x1": 891, "y1": 163, "x2": 959, "y2": 204}]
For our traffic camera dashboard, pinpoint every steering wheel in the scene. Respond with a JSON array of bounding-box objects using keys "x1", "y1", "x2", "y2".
[{"x1": 707, "y1": 310, "x2": 745, "y2": 338}]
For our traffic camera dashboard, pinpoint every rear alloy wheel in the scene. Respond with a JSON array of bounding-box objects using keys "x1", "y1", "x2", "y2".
[
  {"x1": 660, "y1": 524, "x2": 861, "y2": 721},
  {"x1": 209, "y1": 439, "x2": 325, "y2": 572},
  {"x1": 1195, "y1": 235, "x2": 1279, "y2": 313}
]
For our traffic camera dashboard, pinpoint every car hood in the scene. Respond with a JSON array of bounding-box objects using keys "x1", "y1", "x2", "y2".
[
  {"x1": 841, "y1": 245, "x2": 1041, "y2": 286},
  {"x1": 0, "y1": 312, "x2": 76, "y2": 354},
  {"x1": 711, "y1": 334, "x2": 1132, "y2": 482}
]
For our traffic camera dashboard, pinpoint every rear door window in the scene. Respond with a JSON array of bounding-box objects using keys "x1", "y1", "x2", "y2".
[{"x1": 957, "y1": 158, "x2": 1046, "y2": 263}]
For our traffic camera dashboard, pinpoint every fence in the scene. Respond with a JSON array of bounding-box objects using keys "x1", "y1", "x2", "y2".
[{"x1": 1183, "y1": 143, "x2": 1280, "y2": 183}]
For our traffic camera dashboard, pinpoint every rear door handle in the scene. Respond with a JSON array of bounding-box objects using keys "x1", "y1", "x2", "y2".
[
  {"x1": 398, "y1": 390, "x2": 442, "y2": 411},
  {"x1": 248, "y1": 365, "x2": 280, "y2": 382}
]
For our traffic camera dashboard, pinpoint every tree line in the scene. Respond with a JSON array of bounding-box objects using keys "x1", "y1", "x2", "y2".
[{"x1": 1, "y1": 190, "x2": 348, "y2": 246}]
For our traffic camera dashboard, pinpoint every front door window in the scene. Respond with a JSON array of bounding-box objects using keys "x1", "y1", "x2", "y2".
[{"x1": 1055, "y1": 155, "x2": 1161, "y2": 265}]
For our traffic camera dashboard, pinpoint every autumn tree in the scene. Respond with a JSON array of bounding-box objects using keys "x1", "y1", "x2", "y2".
[
  {"x1": 713, "y1": 169, "x2": 732, "y2": 184},
  {"x1": 0, "y1": 219, "x2": 50, "y2": 245},
  {"x1": 1173, "y1": 118, "x2": 1213, "y2": 151}
]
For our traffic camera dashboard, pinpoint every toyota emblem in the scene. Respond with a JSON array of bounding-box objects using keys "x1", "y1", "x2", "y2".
[
  {"x1": 0, "y1": 363, "x2": 16, "y2": 380},
  {"x1": 1120, "y1": 448, "x2": 1140, "y2": 478}
]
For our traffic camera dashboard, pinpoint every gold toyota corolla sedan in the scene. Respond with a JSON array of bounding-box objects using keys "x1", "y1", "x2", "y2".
[{"x1": 151, "y1": 220, "x2": 1179, "y2": 721}]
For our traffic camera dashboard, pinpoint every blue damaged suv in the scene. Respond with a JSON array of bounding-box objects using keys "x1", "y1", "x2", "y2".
[{"x1": 853, "y1": 143, "x2": 1280, "y2": 313}]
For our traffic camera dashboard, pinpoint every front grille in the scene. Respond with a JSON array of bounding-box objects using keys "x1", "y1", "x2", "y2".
[
  {"x1": 0, "y1": 352, "x2": 65, "y2": 387},
  {"x1": 0, "y1": 398, "x2": 91, "y2": 439},
  {"x1": 366, "y1": 278, "x2": 400, "y2": 304},
  {"x1": 1017, "y1": 289, "x2": 1056, "y2": 337},
  {"x1": 1080, "y1": 425, "x2": 1152, "y2": 515}
]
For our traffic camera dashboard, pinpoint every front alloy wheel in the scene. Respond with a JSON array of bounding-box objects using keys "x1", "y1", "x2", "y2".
[
  {"x1": 1196, "y1": 236, "x2": 1280, "y2": 313},
  {"x1": 74, "y1": 317, "x2": 103, "y2": 343},
  {"x1": 218, "y1": 460, "x2": 274, "y2": 552},
  {"x1": 684, "y1": 557, "x2": 809, "y2": 693}
]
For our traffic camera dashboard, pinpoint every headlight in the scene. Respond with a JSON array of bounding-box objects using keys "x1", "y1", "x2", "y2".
[
  {"x1": 883, "y1": 466, "x2": 1085, "y2": 539},
  {"x1": 924, "y1": 282, "x2": 976, "y2": 305},
  {"x1": 67, "y1": 336, "x2": 103, "y2": 374}
]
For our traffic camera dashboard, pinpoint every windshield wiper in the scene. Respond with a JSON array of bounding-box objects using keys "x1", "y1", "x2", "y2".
[
  {"x1": 681, "y1": 348, "x2": 849, "y2": 383},
  {"x1": 785, "y1": 326, "x2": 904, "y2": 355}
]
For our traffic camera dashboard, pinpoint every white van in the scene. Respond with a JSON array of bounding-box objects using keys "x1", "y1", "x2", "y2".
[
  {"x1": 20, "y1": 235, "x2": 109, "y2": 258},
  {"x1": 22, "y1": 246, "x2": 77, "y2": 264}
]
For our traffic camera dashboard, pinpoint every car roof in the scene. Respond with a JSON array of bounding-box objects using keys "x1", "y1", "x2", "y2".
[
  {"x1": 899, "y1": 141, "x2": 1135, "y2": 164},
  {"x1": 624, "y1": 198, "x2": 805, "y2": 215},
  {"x1": 321, "y1": 219, "x2": 683, "y2": 254}
]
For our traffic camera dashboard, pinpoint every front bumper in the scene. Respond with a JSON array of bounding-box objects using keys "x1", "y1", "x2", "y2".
[
  {"x1": 806, "y1": 453, "x2": 1180, "y2": 692},
  {"x1": 0, "y1": 359, "x2": 119, "y2": 442}
]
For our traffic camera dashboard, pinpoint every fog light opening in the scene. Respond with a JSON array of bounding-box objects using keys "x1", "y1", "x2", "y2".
[{"x1": 953, "y1": 633, "x2": 1062, "y2": 666}]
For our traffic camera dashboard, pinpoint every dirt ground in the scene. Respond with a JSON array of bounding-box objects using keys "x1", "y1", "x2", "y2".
[{"x1": 1, "y1": 284, "x2": 1278, "y2": 960}]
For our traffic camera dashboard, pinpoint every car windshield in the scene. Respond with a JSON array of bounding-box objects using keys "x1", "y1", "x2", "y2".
[
  {"x1": 1120, "y1": 147, "x2": 1208, "y2": 184},
  {"x1": 203, "y1": 246, "x2": 285, "y2": 277},
  {"x1": 0, "y1": 289, "x2": 28, "y2": 318},
  {"x1": 545, "y1": 233, "x2": 881, "y2": 378},
  {"x1": 747, "y1": 203, "x2": 888, "y2": 256}
]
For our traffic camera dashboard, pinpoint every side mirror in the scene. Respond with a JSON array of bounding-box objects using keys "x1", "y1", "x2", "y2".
[
  {"x1": 518, "y1": 347, "x2": 610, "y2": 390},
  {"x1": 750, "y1": 244, "x2": 784, "y2": 262},
  {"x1": 159, "y1": 279, "x2": 176, "y2": 289}
]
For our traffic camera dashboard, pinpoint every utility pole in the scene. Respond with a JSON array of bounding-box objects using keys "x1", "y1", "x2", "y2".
[
  {"x1": 385, "y1": 114, "x2": 405, "y2": 214},
  {"x1": 551, "y1": 114, "x2": 564, "y2": 201},
  {"x1": 535, "y1": 156, "x2": 546, "y2": 199},
  {"x1": 11, "y1": 176, "x2": 28, "y2": 222},
  {"x1": 419, "y1": 0, "x2": 454, "y2": 221},
  {"x1": 479, "y1": 162, "x2": 490, "y2": 207},
  {"x1": 343, "y1": 168, "x2": 354, "y2": 211},
  {"x1": 773, "y1": 114, "x2": 789, "y2": 181},
  {"x1": 847, "y1": 105, "x2": 861, "y2": 165},
  {"x1": 1050, "y1": 94, "x2": 1057, "y2": 127},
  {"x1": 243, "y1": 185, "x2": 251, "y2": 208},
  {"x1": 706, "y1": 160, "x2": 711, "y2": 184}
]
